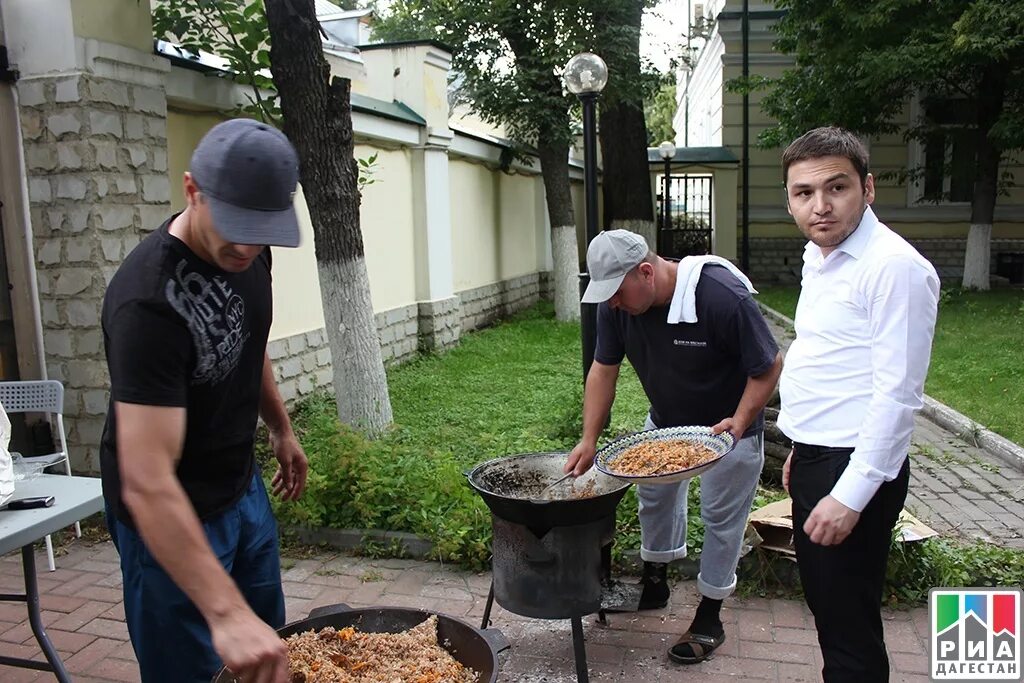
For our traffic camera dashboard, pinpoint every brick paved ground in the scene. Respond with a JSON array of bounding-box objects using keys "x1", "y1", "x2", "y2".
[
  {"x1": 905, "y1": 416, "x2": 1024, "y2": 548},
  {"x1": 2, "y1": 317, "x2": 1019, "y2": 681},
  {"x1": 0, "y1": 541, "x2": 933, "y2": 682}
]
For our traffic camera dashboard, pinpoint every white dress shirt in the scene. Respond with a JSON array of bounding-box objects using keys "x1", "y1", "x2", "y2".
[{"x1": 778, "y1": 206, "x2": 940, "y2": 512}]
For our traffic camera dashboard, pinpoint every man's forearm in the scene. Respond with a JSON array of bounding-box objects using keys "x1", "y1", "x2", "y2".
[
  {"x1": 123, "y1": 480, "x2": 248, "y2": 625},
  {"x1": 732, "y1": 352, "x2": 783, "y2": 434},
  {"x1": 259, "y1": 351, "x2": 292, "y2": 435},
  {"x1": 580, "y1": 363, "x2": 619, "y2": 446},
  {"x1": 829, "y1": 393, "x2": 914, "y2": 512}
]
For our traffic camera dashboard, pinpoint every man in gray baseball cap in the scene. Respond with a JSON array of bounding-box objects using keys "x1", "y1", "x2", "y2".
[
  {"x1": 566, "y1": 229, "x2": 782, "y2": 666},
  {"x1": 580, "y1": 229, "x2": 649, "y2": 304},
  {"x1": 100, "y1": 118, "x2": 308, "y2": 682}
]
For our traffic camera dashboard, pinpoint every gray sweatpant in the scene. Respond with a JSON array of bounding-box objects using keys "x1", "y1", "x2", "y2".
[{"x1": 637, "y1": 414, "x2": 764, "y2": 600}]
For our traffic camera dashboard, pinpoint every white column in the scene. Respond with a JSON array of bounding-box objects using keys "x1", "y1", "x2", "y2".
[{"x1": 418, "y1": 128, "x2": 454, "y2": 301}]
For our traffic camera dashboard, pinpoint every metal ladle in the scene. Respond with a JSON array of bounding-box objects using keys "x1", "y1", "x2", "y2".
[{"x1": 538, "y1": 472, "x2": 574, "y2": 499}]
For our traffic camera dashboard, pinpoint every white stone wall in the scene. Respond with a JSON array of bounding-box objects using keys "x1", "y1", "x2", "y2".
[
  {"x1": 19, "y1": 71, "x2": 169, "y2": 472},
  {"x1": 914, "y1": 239, "x2": 1024, "y2": 282},
  {"x1": 11, "y1": 24, "x2": 560, "y2": 472},
  {"x1": 417, "y1": 295, "x2": 462, "y2": 353},
  {"x1": 267, "y1": 328, "x2": 333, "y2": 404},
  {"x1": 539, "y1": 271, "x2": 553, "y2": 301},
  {"x1": 375, "y1": 303, "x2": 419, "y2": 365}
]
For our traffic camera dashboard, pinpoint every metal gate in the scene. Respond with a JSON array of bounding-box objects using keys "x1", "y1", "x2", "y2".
[{"x1": 656, "y1": 174, "x2": 713, "y2": 259}]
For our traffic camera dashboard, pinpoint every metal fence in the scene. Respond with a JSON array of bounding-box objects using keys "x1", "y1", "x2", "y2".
[{"x1": 656, "y1": 174, "x2": 713, "y2": 259}]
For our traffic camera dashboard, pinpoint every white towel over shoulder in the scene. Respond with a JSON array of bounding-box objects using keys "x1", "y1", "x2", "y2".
[{"x1": 667, "y1": 255, "x2": 757, "y2": 324}]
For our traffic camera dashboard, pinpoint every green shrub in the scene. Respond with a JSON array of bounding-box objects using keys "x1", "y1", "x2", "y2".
[
  {"x1": 886, "y1": 536, "x2": 1024, "y2": 605},
  {"x1": 264, "y1": 394, "x2": 495, "y2": 570}
]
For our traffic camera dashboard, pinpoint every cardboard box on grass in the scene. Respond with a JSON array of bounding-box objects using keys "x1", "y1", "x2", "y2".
[{"x1": 746, "y1": 498, "x2": 937, "y2": 558}]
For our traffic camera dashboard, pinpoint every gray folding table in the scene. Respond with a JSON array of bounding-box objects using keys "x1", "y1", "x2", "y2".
[{"x1": 0, "y1": 473, "x2": 104, "y2": 681}]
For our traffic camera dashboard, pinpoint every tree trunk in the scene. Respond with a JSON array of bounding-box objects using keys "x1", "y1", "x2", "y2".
[
  {"x1": 962, "y1": 223, "x2": 992, "y2": 290},
  {"x1": 538, "y1": 119, "x2": 581, "y2": 322},
  {"x1": 264, "y1": 0, "x2": 393, "y2": 434},
  {"x1": 501, "y1": 21, "x2": 580, "y2": 321},
  {"x1": 962, "y1": 66, "x2": 1007, "y2": 291},
  {"x1": 599, "y1": 104, "x2": 655, "y2": 247},
  {"x1": 597, "y1": 0, "x2": 655, "y2": 248}
]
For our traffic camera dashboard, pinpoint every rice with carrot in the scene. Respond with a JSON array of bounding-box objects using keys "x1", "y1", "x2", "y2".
[
  {"x1": 608, "y1": 439, "x2": 716, "y2": 476},
  {"x1": 285, "y1": 615, "x2": 477, "y2": 683}
]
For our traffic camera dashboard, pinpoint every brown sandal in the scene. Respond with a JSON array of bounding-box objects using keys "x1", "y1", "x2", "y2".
[{"x1": 668, "y1": 630, "x2": 726, "y2": 664}]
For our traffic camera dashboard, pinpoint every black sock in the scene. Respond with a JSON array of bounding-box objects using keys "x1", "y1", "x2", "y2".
[
  {"x1": 689, "y1": 596, "x2": 724, "y2": 636},
  {"x1": 671, "y1": 597, "x2": 725, "y2": 660}
]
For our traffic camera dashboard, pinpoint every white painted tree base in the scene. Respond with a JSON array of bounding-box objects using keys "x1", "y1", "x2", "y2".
[
  {"x1": 552, "y1": 224, "x2": 581, "y2": 321},
  {"x1": 962, "y1": 223, "x2": 992, "y2": 291},
  {"x1": 318, "y1": 255, "x2": 394, "y2": 435}
]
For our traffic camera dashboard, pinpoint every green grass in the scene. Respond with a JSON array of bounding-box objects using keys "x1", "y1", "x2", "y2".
[
  {"x1": 755, "y1": 286, "x2": 799, "y2": 320},
  {"x1": 757, "y1": 286, "x2": 1024, "y2": 445},
  {"x1": 928, "y1": 289, "x2": 1024, "y2": 445},
  {"x1": 384, "y1": 302, "x2": 649, "y2": 457}
]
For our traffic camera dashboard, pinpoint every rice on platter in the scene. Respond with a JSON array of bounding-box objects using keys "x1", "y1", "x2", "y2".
[{"x1": 608, "y1": 439, "x2": 717, "y2": 476}]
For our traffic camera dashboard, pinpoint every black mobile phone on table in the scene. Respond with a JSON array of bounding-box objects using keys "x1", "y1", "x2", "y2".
[{"x1": 6, "y1": 496, "x2": 55, "y2": 510}]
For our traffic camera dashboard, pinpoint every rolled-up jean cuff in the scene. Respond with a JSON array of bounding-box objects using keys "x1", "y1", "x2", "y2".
[
  {"x1": 697, "y1": 571, "x2": 737, "y2": 600},
  {"x1": 640, "y1": 545, "x2": 688, "y2": 563}
]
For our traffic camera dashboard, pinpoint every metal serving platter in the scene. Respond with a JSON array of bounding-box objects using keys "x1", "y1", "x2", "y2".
[{"x1": 594, "y1": 426, "x2": 735, "y2": 485}]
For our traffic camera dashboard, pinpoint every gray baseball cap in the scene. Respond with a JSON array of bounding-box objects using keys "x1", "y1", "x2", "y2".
[
  {"x1": 581, "y1": 230, "x2": 650, "y2": 303},
  {"x1": 189, "y1": 118, "x2": 301, "y2": 248}
]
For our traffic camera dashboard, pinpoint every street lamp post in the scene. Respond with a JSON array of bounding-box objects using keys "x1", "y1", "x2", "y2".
[
  {"x1": 658, "y1": 141, "x2": 676, "y2": 254},
  {"x1": 563, "y1": 52, "x2": 608, "y2": 383}
]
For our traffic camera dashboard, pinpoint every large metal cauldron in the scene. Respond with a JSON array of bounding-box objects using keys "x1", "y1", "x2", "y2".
[
  {"x1": 466, "y1": 452, "x2": 631, "y2": 534},
  {"x1": 467, "y1": 453, "x2": 631, "y2": 618},
  {"x1": 467, "y1": 453, "x2": 632, "y2": 683},
  {"x1": 212, "y1": 604, "x2": 508, "y2": 683}
]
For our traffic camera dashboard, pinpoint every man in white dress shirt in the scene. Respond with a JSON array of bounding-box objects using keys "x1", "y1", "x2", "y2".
[{"x1": 777, "y1": 127, "x2": 939, "y2": 682}]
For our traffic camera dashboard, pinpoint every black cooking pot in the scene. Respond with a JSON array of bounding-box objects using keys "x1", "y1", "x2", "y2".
[
  {"x1": 211, "y1": 604, "x2": 508, "y2": 683},
  {"x1": 466, "y1": 452, "x2": 631, "y2": 533}
]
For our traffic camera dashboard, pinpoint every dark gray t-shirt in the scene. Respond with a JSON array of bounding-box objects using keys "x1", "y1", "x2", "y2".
[{"x1": 595, "y1": 264, "x2": 778, "y2": 437}]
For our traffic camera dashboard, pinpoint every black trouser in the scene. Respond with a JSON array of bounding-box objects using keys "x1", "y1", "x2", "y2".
[{"x1": 790, "y1": 443, "x2": 910, "y2": 683}]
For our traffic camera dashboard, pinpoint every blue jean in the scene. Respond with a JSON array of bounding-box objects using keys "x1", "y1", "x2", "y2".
[{"x1": 107, "y1": 473, "x2": 285, "y2": 683}]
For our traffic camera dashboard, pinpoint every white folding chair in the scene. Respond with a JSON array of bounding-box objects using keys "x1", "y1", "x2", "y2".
[{"x1": 0, "y1": 380, "x2": 80, "y2": 571}]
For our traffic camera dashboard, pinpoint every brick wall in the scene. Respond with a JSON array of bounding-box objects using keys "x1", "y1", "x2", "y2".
[
  {"x1": 22, "y1": 65, "x2": 552, "y2": 470},
  {"x1": 266, "y1": 329, "x2": 333, "y2": 404},
  {"x1": 458, "y1": 272, "x2": 544, "y2": 331},
  {"x1": 375, "y1": 303, "x2": 419, "y2": 365},
  {"x1": 19, "y1": 71, "x2": 169, "y2": 472}
]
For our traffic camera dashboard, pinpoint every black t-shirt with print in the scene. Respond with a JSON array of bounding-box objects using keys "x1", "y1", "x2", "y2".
[
  {"x1": 99, "y1": 216, "x2": 272, "y2": 526},
  {"x1": 595, "y1": 264, "x2": 778, "y2": 437}
]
